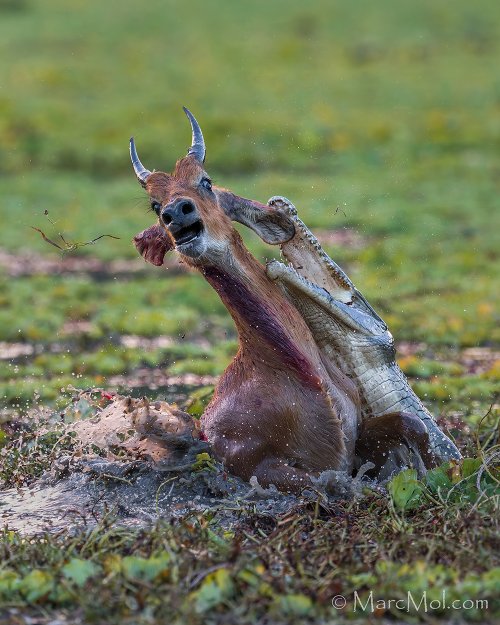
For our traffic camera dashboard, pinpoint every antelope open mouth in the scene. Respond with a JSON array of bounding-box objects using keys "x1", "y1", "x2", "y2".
[{"x1": 173, "y1": 220, "x2": 204, "y2": 246}]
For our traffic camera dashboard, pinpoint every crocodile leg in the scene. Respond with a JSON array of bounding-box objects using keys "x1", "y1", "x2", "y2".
[{"x1": 355, "y1": 411, "x2": 438, "y2": 480}]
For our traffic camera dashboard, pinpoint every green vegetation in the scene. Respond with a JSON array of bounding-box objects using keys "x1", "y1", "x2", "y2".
[
  {"x1": 0, "y1": 450, "x2": 498, "y2": 623},
  {"x1": 0, "y1": 0, "x2": 499, "y2": 622}
]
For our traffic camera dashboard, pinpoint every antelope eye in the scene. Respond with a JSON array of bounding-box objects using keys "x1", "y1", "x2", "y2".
[
  {"x1": 151, "y1": 201, "x2": 161, "y2": 214},
  {"x1": 200, "y1": 177, "x2": 212, "y2": 191}
]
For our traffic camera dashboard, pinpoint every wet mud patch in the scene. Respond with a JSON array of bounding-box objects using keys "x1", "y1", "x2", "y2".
[
  {"x1": 0, "y1": 460, "x2": 373, "y2": 536},
  {"x1": 0, "y1": 459, "x2": 291, "y2": 534},
  {"x1": 0, "y1": 394, "x2": 374, "y2": 535}
]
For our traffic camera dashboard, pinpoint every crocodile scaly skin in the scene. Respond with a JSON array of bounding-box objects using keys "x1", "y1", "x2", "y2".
[{"x1": 266, "y1": 196, "x2": 461, "y2": 462}]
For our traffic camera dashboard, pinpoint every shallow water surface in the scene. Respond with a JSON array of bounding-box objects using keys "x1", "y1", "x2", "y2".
[
  {"x1": 0, "y1": 457, "x2": 375, "y2": 535},
  {"x1": 0, "y1": 459, "x2": 303, "y2": 534}
]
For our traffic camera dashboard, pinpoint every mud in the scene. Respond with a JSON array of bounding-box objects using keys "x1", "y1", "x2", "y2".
[
  {"x1": 0, "y1": 395, "x2": 376, "y2": 534},
  {"x1": 1, "y1": 458, "x2": 376, "y2": 535},
  {"x1": 0, "y1": 458, "x2": 291, "y2": 534}
]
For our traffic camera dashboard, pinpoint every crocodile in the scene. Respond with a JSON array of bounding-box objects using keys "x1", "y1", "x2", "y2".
[{"x1": 264, "y1": 196, "x2": 461, "y2": 475}]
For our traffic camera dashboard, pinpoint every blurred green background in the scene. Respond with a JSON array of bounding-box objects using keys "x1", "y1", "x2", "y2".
[{"x1": 0, "y1": 0, "x2": 498, "y2": 414}]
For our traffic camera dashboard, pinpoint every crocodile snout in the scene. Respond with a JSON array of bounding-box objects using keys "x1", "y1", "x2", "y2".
[{"x1": 267, "y1": 196, "x2": 298, "y2": 216}]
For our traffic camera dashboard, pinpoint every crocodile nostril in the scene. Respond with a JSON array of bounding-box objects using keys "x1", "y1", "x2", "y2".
[
  {"x1": 181, "y1": 201, "x2": 195, "y2": 215},
  {"x1": 161, "y1": 211, "x2": 172, "y2": 225}
]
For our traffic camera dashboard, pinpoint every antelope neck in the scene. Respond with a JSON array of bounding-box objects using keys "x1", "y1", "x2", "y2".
[{"x1": 201, "y1": 248, "x2": 320, "y2": 385}]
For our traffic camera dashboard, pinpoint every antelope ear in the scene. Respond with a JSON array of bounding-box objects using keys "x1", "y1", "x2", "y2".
[
  {"x1": 216, "y1": 189, "x2": 295, "y2": 245},
  {"x1": 133, "y1": 224, "x2": 173, "y2": 266}
]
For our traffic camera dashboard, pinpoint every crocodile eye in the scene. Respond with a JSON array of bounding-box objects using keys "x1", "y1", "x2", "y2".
[
  {"x1": 200, "y1": 177, "x2": 212, "y2": 191},
  {"x1": 151, "y1": 201, "x2": 161, "y2": 214}
]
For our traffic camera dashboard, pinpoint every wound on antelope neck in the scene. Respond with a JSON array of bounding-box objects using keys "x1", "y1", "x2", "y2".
[{"x1": 202, "y1": 266, "x2": 321, "y2": 386}]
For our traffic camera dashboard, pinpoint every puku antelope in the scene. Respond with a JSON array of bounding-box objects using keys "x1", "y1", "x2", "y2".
[{"x1": 130, "y1": 108, "x2": 437, "y2": 492}]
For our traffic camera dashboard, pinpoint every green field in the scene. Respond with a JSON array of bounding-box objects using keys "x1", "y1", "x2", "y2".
[{"x1": 0, "y1": 0, "x2": 499, "y2": 623}]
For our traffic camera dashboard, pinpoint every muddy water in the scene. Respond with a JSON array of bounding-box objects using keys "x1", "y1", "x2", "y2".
[
  {"x1": 0, "y1": 395, "x2": 375, "y2": 534},
  {"x1": 0, "y1": 458, "x2": 374, "y2": 535},
  {"x1": 0, "y1": 460, "x2": 303, "y2": 534}
]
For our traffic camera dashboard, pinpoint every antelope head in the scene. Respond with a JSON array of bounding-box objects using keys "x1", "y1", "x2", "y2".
[{"x1": 131, "y1": 108, "x2": 295, "y2": 267}]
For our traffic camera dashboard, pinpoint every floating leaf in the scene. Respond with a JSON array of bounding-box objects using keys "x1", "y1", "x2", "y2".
[
  {"x1": 19, "y1": 570, "x2": 54, "y2": 602},
  {"x1": 62, "y1": 558, "x2": 101, "y2": 587},
  {"x1": 122, "y1": 553, "x2": 170, "y2": 582},
  {"x1": 388, "y1": 469, "x2": 424, "y2": 510},
  {"x1": 193, "y1": 567, "x2": 235, "y2": 613}
]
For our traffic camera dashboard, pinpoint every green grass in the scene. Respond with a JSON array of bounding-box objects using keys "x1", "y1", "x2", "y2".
[
  {"x1": 0, "y1": 458, "x2": 498, "y2": 624},
  {"x1": 0, "y1": 0, "x2": 499, "y2": 622}
]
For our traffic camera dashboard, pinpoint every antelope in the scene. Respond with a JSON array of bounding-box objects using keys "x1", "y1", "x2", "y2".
[{"x1": 130, "y1": 108, "x2": 436, "y2": 491}]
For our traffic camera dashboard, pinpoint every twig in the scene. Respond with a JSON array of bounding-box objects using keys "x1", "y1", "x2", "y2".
[{"x1": 31, "y1": 225, "x2": 120, "y2": 253}]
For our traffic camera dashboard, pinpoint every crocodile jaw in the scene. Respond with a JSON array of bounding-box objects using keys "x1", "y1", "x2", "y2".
[{"x1": 267, "y1": 196, "x2": 354, "y2": 304}]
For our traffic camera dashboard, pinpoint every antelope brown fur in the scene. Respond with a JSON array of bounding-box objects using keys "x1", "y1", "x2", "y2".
[{"x1": 131, "y1": 109, "x2": 359, "y2": 492}]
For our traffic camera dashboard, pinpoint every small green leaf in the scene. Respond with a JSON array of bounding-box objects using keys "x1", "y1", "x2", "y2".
[
  {"x1": 461, "y1": 458, "x2": 482, "y2": 479},
  {"x1": 20, "y1": 570, "x2": 54, "y2": 602},
  {"x1": 0, "y1": 571, "x2": 19, "y2": 597},
  {"x1": 388, "y1": 469, "x2": 424, "y2": 510},
  {"x1": 192, "y1": 452, "x2": 216, "y2": 471},
  {"x1": 122, "y1": 553, "x2": 170, "y2": 582},
  {"x1": 193, "y1": 567, "x2": 234, "y2": 613},
  {"x1": 62, "y1": 558, "x2": 101, "y2": 587},
  {"x1": 425, "y1": 463, "x2": 453, "y2": 494},
  {"x1": 277, "y1": 593, "x2": 313, "y2": 616}
]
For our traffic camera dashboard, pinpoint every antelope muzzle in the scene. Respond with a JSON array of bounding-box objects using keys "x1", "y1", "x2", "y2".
[{"x1": 161, "y1": 198, "x2": 205, "y2": 251}]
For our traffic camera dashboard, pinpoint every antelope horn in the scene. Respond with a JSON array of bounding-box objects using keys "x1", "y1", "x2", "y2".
[
  {"x1": 129, "y1": 137, "x2": 152, "y2": 187},
  {"x1": 183, "y1": 106, "x2": 206, "y2": 163}
]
